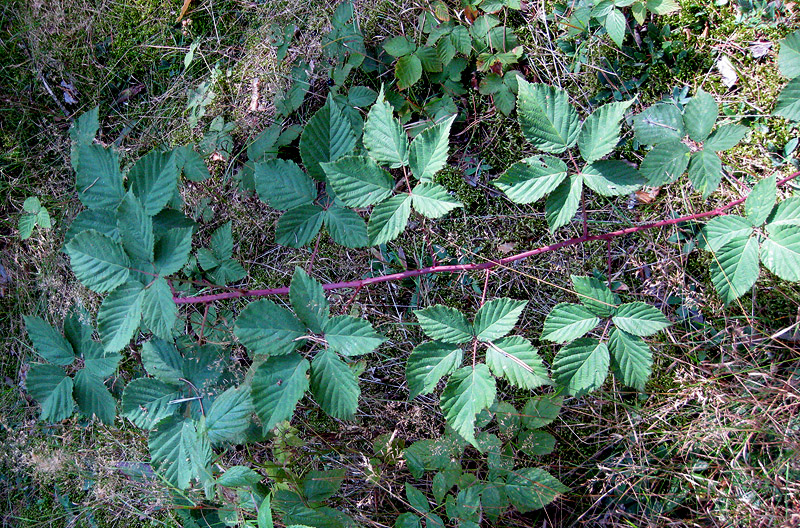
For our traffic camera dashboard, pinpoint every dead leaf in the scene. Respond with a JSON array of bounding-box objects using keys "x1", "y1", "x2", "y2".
[
  {"x1": 176, "y1": 0, "x2": 192, "y2": 23},
  {"x1": 498, "y1": 242, "x2": 516, "y2": 254},
  {"x1": 464, "y1": 5, "x2": 479, "y2": 23},
  {"x1": 716, "y1": 55, "x2": 738, "y2": 88},
  {"x1": 749, "y1": 40, "x2": 772, "y2": 59},
  {"x1": 635, "y1": 187, "x2": 660, "y2": 204}
]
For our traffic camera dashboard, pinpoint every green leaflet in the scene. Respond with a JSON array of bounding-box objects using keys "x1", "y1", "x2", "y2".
[
  {"x1": 409, "y1": 115, "x2": 456, "y2": 182},
  {"x1": 745, "y1": 176, "x2": 777, "y2": 227},
  {"x1": 492, "y1": 156, "x2": 568, "y2": 204},
  {"x1": 552, "y1": 338, "x2": 610, "y2": 396},
  {"x1": 65, "y1": 209, "x2": 119, "y2": 244},
  {"x1": 73, "y1": 369, "x2": 116, "y2": 424},
  {"x1": 577, "y1": 99, "x2": 634, "y2": 162},
  {"x1": 775, "y1": 76, "x2": 800, "y2": 121},
  {"x1": 251, "y1": 353, "x2": 310, "y2": 432},
  {"x1": 581, "y1": 160, "x2": 644, "y2": 197},
  {"x1": 175, "y1": 145, "x2": 210, "y2": 182},
  {"x1": 709, "y1": 235, "x2": 760, "y2": 304},
  {"x1": 116, "y1": 193, "x2": 154, "y2": 263},
  {"x1": 24, "y1": 316, "x2": 75, "y2": 366},
  {"x1": 683, "y1": 89, "x2": 718, "y2": 142},
  {"x1": 128, "y1": 150, "x2": 178, "y2": 216},
  {"x1": 303, "y1": 469, "x2": 346, "y2": 502},
  {"x1": 541, "y1": 303, "x2": 599, "y2": 344},
  {"x1": 485, "y1": 336, "x2": 550, "y2": 390},
  {"x1": 700, "y1": 215, "x2": 752, "y2": 252},
  {"x1": 440, "y1": 364, "x2": 496, "y2": 444},
  {"x1": 276, "y1": 204, "x2": 325, "y2": 248},
  {"x1": 322, "y1": 155, "x2": 394, "y2": 207},
  {"x1": 149, "y1": 415, "x2": 211, "y2": 489},
  {"x1": 608, "y1": 328, "x2": 651, "y2": 391},
  {"x1": 473, "y1": 298, "x2": 527, "y2": 341},
  {"x1": 141, "y1": 277, "x2": 177, "y2": 339},
  {"x1": 74, "y1": 144, "x2": 125, "y2": 210},
  {"x1": 82, "y1": 340, "x2": 121, "y2": 378},
  {"x1": 64, "y1": 230, "x2": 131, "y2": 293},
  {"x1": 778, "y1": 30, "x2": 800, "y2": 79},
  {"x1": 504, "y1": 468, "x2": 568, "y2": 513},
  {"x1": 368, "y1": 194, "x2": 412, "y2": 245},
  {"x1": 545, "y1": 173, "x2": 582, "y2": 231},
  {"x1": 324, "y1": 315, "x2": 385, "y2": 356},
  {"x1": 633, "y1": 103, "x2": 684, "y2": 145},
  {"x1": 121, "y1": 377, "x2": 180, "y2": 429},
  {"x1": 255, "y1": 159, "x2": 316, "y2": 210},
  {"x1": 602, "y1": 8, "x2": 625, "y2": 47},
  {"x1": 611, "y1": 302, "x2": 671, "y2": 337},
  {"x1": 761, "y1": 226, "x2": 800, "y2": 282},
  {"x1": 704, "y1": 124, "x2": 748, "y2": 152},
  {"x1": 688, "y1": 149, "x2": 722, "y2": 198},
  {"x1": 415, "y1": 305, "x2": 473, "y2": 344},
  {"x1": 141, "y1": 337, "x2": 184, "y2": 385},
  {"x1": 396, "y1": 54, "x2": 423, "y2": 90},
  {"x1": 406, "y1": 341, "x2": 463, "y2": 399},
  {"x1": 410, "y1": 183, "x2": 462, "y2": 219},
  {"x1": 299, "y1": 95, "x2": 357, "y2": 181},
  {"x1": 97, "y1": 281, "x2": 145, "y2": 353},
  {"x1": 517, "y1": 430, "x2": 556, "y2": 457},
  {"x1": 310, "y1": 349, "x2": 360, "y2": 419},
  {"x1": 521, "y1": 395, "x2": 562, "y2": 429},
  {"x1": 323, "y1": 205, "x2": 368, "y2": 248},
  {"x1": 363, "y1": 88, "x2": 408, "y2": 168},
  {"x1": 217, "y1": 466, "x2": 262, "y2": 488},
  {"x1": 766, "y1": 198, "x2": 800, "y2": 234},
  {"x1": 290, "y1": 267, "x2": 330, "y2": 334},
  {"x1": 25, "y1": 364, "x2": 74, "y2": 422},
  {"x1": 640, "y1": 141, "x2": 690, "y2": 186},
  {"x1": 235, "y1": 299, "x2": 306, "y2": 356},
  {"x1": 153, "y1": 227, "x2": 193, "y2": 276},
  {"x1": 571, "y1": 275, "x2": 619, "y2": 317},
  {"x1": 516, "y1": 81, "x2": 581, "y2": 153},
  {"x1": 204, "y1": 385, "x2": 253, "y2": 445}
]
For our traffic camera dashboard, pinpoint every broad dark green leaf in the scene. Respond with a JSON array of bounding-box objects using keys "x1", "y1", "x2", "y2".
[
  {"x1": 778, "y1": 30, "x2": 800, "y2": 79},
  {"x1": 701, "y1": 215, "x2": 752, "y2": 252},
  {"x1": 640, "y1": 140, "x2": 690, "y2": 186},
  {"x1": 521, "y1": 395, "x2": 562, "y2": 429},
  {"x1": 415, "y1": 305, "x2": 473, "y2": 343},
  {"x1": 290, "y1": 267, "x2": 329, "y2": 334},
  {"x1": 608, "y1": 328, "x2": 651, "y2": 391},
  {"x1": 121, "y1": 377, "x2": 180, "y2": 429},
  {"x1": 116, "y1": 192, "x2": 154, "y2": 262},
  {"x1": 141, "y1": 337, "x2": 184, "y2": 385},
  {"x1": 252, "y1": 353, "x2": 310, "y2": 432},
  {"x1": 473, "y1": 298, "x2": 526, "y2": 341},
  {"x1": 70, "y1": 106, "x2": 99, "y2": 146},
  {"x1": 485, "y1": 336, "x2": 550, "y2": 390},
  {"x1": 552, "y1": 338, "x2": 610, "y2": 396},
  {"x1": 368, "y1": 194, "x2": 412, "y2": 245},
  {"x1": 493, "y1": 156, "x2": 568, "y2": 204},
  {"x1": 82, "y1": 340, "x2": 121, "y2": 378},
  {"x1": 541, "y1": 302, "x2": 599, "y2": 343},
  {"x1": 440, "y1": 364, "x2": 496, "y2": 444},
  {"x1": 26, "y1": 363, "x2": 74, "y2": 422},
  {"x1": 65, "y1": 209, "x2": 119, "y2": 244},
  {"x1": 175, "y1": 145, "x2": 210, "y2": 182},
  {"x1": 205, "y1": 385, "x2": 253, "y2": 444},
  {"x1": 323, "y1": 206, "x2": 368, "y2": 248},
  {"x1": 517, "y1": 430, "x2": 556, "y2": 456},
  {"x1": 745, "y1": 176, "x2": 777, "y2": 227},
  {"x1": 97, "y1": 281, "x2": 144, "y2": 352},
  {"x1": 322, "y1": 155, "x2": 394, "y2": 208},
  {"x1": 75, "y1": 144, "x2": 125, "y2": 210},
  {"x1": 766, "y1": 198, "x2": 800, "y2": 234},
  {"x1": 571, "y1": 275, "x2": 619, "y2": 317},
  {"x1": 24, "y1": 316, "x2": 75, "y2": 366},
  {"x1": 577, "y1": 100, "x2": 634, "y2": 162},
  {"x1": 704, "y1": 124, "x2": 748, "y2": 152},
  {"x1": 709, "y1": 235, "x2": 760, "y2": 304},
  {"x1": 410, "y1": 183, "x2": 462, "y2": 218},
  {"x1": 761, "y1": 226, "x2": 800, "y2": 281},
  {"x1": 612, "y1": 302, "x2": 671, "y2": 336},
  {"x1": 545, "y1": 173, "x2": 582, "y2": 231},
  {"x1": 775, "y1": 77, "x2": 800, "y2": 121},
  {"x1": 683, "y1": 89, "x2": 718, "y2": 142},
  {"x1": 235, "y1": 299, "x2": 306, "y2": 356},
  {"x1": 415, "y1": 46, "x2": 443, "y2": 72},
  {"x1": 149, "y1": 415, "x2": 211, "y2": 489},
  {"x1": 602, "y1": 8, "x2": 625, "y2": 47},
  {"x1": 217, "y1": 466, "x2": 262, "y2": 488},
  {"x1": 688, "y1": 150, "x2": 722, "y2": 198},
  {"x1": 504, "y1": 468, "x2": 568, "y2": 512},
  {"x1": 581, "y1": 160, "x2": 644, "y2": 196},
  {"x1": 383, "y1": 35, "x2": 416, "y2": 57},
  {"x1": 310, "y1": 349, "x2": 360, "y2": 419},
  {"x1": 299, "y1": 95, "x2": 357, "y2": 181},
  {"x1": 405, "y1": 341, "x2": 463, "y2": 399},
  {"x1": 516, "y1": 80, "x2": 581, "y2": 153},
  {"x1": 65, "y1": 230, "x2": 130, "y2": 293},
  {"x1": 141, "y1": 277, "x2": 177, "y2": 339},
  {"x1": 363, "y1": 89, "x2": 409, "y2": 168},
  {"x1": 154, "y1": 227, "x2": 193, "y2": 276},
  {"x1": 276, "y1": 205, "x2": 325, "y2": 248},
  {"x1": 303, "y1": 469, "x2": 346, "y2": 502},
  {"x1": 255, "y1": 159, "x2": 316, "y2": 211},
  {"x1": 129, "y1": 150, "x2": 178, "y2": 216},
  {"x1": 633, "y1": 103, "x2": 684, "y2": 145},
  {"x1": 408, "y1": 115, "x2": 456, "y2": 182},
  {"x1": 324, "y1": 315, "x2": 385, "y2": 356},
  {"x1": 396, "y1": 54, "x2": 423, "y2": 90},
  {"x1": 74, "y1": 369, "x2": 116, "y2": 424}
]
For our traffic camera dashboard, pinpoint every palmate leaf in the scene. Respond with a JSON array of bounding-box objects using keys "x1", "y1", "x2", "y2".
[
  {"x1": 97, "y1": 281, "x2": 145, "y2": 352},
  {"x1": 289, "y1": 267, "x2": 329, "y2": 334},
  {"x1": 541, "y1": 302, "x2": 599, "y2": 343},
  {"x1": 709, "y1": 235, "x2": 760, "y2": 304},
  {"x1": 121, "y1": 377, "x2": 180, "y2": 429},
  {"x1": 608, "y1": 328, "x2": 651, "y2": 391},
  {"x1": 25, "y1": 364, "x2": 74, "y2": 422},
  {"x1": 367, "y1": 194, "x2": 412, "y2": 245},
  {"x1": 408, "y1": 115, "x2": 456, "y2": 182},
  {"x1": 323, "y1": 206, "x2": 368, "y2": 248},
  {"x1": 405, "y1": 341, "x2": 463, "y2": 399},
  {"x1": 493, "y1": 156, "x2": 568, "y2": 204},
  {"x1": 440, "y1": 364, "x2": 496, "y2": 444},
  {"x1": 581, "y1": 161, "x2": 644, "y2": 196},
  {"x1": 141, "y1": 277, "x2": 177, "y2": 339},
  {"x1": 324, "y1": 315, "x2": 385, "y2": 356},
  {"x1": 761, "y1": 226, "x2": 800, "y2": 281},
  {"x1": 504, "y1": 468, "x2": 568, "y2": 513},
  {"x1": 204, "y1": 385, "x2": 253, "y2": 445},
  {"x1": 251, "y1": 353, "x2": 310, "y2": 432},
  {"x1": 571, "y1": 275, "x2": 619, "y2": 317},
  {"x1": 310, "y1": 349, "x2": 360, "y2": 419},
  {"x1": 299, "y1": 95, "x2": 357, "y2": 181},
  {"x1": 611, "y1": 302, "x2": 671, "y2": 336},
  {"x1": 322, "y1": 155, "x2": 394, "y2": 208},
  {"x1": 775, "y1": 77, "x2": 800, "y2": 122},
  {"x1": 255, "y1": 159, "x2": 316, "y2": 211},
  {"x1": 149, "y1": 415, "x2": 211, "y2": 489},
  {"x1": 116, "y1": 193, "x2": 154, "y2": 262},
  {"x1": 778, "y1": 30, "x2": 800, "y2": 79},
  {"x1": 633, "y1": 104, "x2": 684, "y2": 145},
  {"x1": 683, "y1": 90, "x2": 718, "y2": 142},
  {"x1": 153, "y1": 227, "x2": 193, "y2": 276},
  {"x1": 276, "y1": 205, "x2": 325, "y2": 248},
  {"x1": 129, "y1": 150, "x2": 178, "y2": 216},
  {"x1": 234, "y1": 299, "x2": 305, "y2": 356},
  {"x1": 473, "y1": 298, "x2": 527, "y2": 341},
  {"x1": 65, "y1": 230, "x2": 130, "y2": 293},
  {"x1": 640, "y1": 140, "x2": 690, "y2": 186},
  {"x1": 24, "y1": 316, "x2": 74, "y2": 366},
  {"x1": 688, "y1": 150, "x2": 722, "y2": 198},
  {"x1": 73, "y1": 369, "x2": 116, "y2": 424},
  {"x1": 74, "y1": 144, "x2": 125, "y2": 210},
  {"x1": 700, "y1": 215, "x2": 752, "y2": 252},
  {"x1": 485, "y1": 336, "x2": 550, "y2": 390},
  {"x1": 745, "y1": 176, "x2": 777, "y2": 227},
  {"x1": 516, "y1": 81, "x2": 581, "y2": 154},
  {"x1": 410, "y1": 183, "x2": 462, "y2": 219},
  {"x1": 704, "y1": 124, "x2": 748, "y2": 152},
  {"x1": 577, "y1": 99, "x2": 634, "y2": 162},
  {"x1": 552, "y1": 338, "x2": 610, "y2": 396},
  {"x1": 415, "y1": 305, "x2": 473, "y2": 343},
  {"x1": 363, "y1": 89, "x2": 408, "y2": 168},
  {"x1": 545, "y1": 173, "x2": 582, "y2": 231}
]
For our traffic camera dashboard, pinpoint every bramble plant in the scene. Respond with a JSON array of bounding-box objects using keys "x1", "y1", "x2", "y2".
[{"x1": 18, "y1": 15, "x2": 800, "y2": 528}]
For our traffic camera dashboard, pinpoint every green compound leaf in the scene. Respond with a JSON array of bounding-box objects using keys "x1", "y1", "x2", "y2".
[
  {"x1": 367, "y1": 194, "x2": 412, "y2": 246},
  {"x1": 299, "y1": 95, "x2": 357, "y2": 181},
  {"x1": 485, "y1": 336, "x2": 550, "y2": 390},
  {"x1": 581, "y1": 160, "x2": 645, "y2": 196},
  {"x1": 24, "y1": 316, "x2": 75, "y2": 366},
  {"x1": 405, "y1": 341, "x2": 463, "y2": 399},
  {"x1": 709, "y1": 235, "x2": 760, "y2": 304},
  {"x1": 516, "y1": 81, "x2": 581, "y2": 154},
  {"x1": 141, "y1": 277, "x2": 177, "y2": 340},
  {"x1": 19, "y1": 214, "x2": 36, "y2": 240},
  {"x1": 577, "y1": 99, "x2": 634, "y2": 162},
  {"x1": 205, "y1": 385, "x2": 253, "y2": 445},
  {"x1": 410, "y1": 183, "x2": 462, "y2": 219},
  {"x1": 116, "y1": 192, "x2": 154, "y2": 263},
  {"x1": 289, "y1": 267, "x2": 329, "y2": 334},
  {"x1": 255, "y1": 159, "x2": 316, "y2": 211},
  {"x1": 141, "y1": 337, "x2": 184, "y2": 385},
  {"x1": 440, "y1": 364, "x2": 496, "y2": 444},
  {"x1": 121, "y1": 377, "x2": 180, "y2": 429},
  {"x1": 363, "y1": 89, "x2": 408, "y2": 168},
  {"x1": 552, "y1": 338, "x2": 610, "y2": 396},
  {"x1": 504, "y1": 468, "x2": 569, "y2": 513},
  {"x1": 149, "y1": 415, "x2": 211, "y2": 490},
  {"x1": 767, "y1": 198, "x2": 800, "y2": 234},
  {"x1": 154, "y1": 227, "x2": 193, "y2": 276},
  {"x1": 745, "y1": 175, "x2": 777, "y2": 227},
  {"x1": 414, "y1": 305, "x2": 473, "y2": 344},
  {"x1": 97, "y1": 281, "x2": 144, "y2": 353},
  {"x1": 473, "y1": 298, "x2": 527, "y2": 341},
  {"x1": 235, "y1": 299, "x2": 306, "y2": 356},
  {"x1": 310, "y1": 349, "x2": 360, "y2": 420},
  {"x1": 683, "y1": 89, "x2": 718, "y2": 142},
  {"x1": 129, "y1": 150, "x2": 178, "y2": 216},
  {"x1": 608, "y1": 328, "x2": 651, "y2": 391},
  {"x1": 74, "y1": 144, "x2": 125, "y2": 210},
  {"x1": 640, "y1": 140, "x2": 690, "y2": 186},
  {"x1": 322, "y1": 155, "x2": 394, "y2": 208},
  {"x1": 571, "y1": 275, "x2": 619, "y2": 317},
  {"x1": 73, "y1": 369, "x2": 116, "y2": 424},
  {"x1": 775, "y1": 77, "x2": 800, "y2": 121},
  {"x1": 252, "y1": 353, "x2": 310, "y2": 432},
  {"x1": 688, "y1": 149, "x2": 723, "y2": 198},
  {"x1": 409, "y1": 115, "x2": 456, "y2": 182},
  {"x1": 323, "y1": 205, "x2": 368, "y2": 248},
  {"x1": 633, "y1": 103, "x2": 684, "y2": 145},
  {"x1": 395, "y1": 54, "x2": 423, "y2": 90},
  {"x1": 761, "y1": 226, "x2": 800, "y2": 282},
  {"x1": 324, "y1": 315, "x2": 385, "y2": 356},
  {"x1": 521, "y1": 395, "x2": 562, "y2": 429},
  {"x1": 25, "y1": 364, "x2": 74, "y2": 422},
  {"x1": 704, "y1": 124, "x2": 748, "y2": 152},
  {"x1": 276, "y1": 204, "x2": 325, "y2": 248},
  {"x1": 778, "y1": 30, "x2": 800, "y2": 79},
  {"x1": 82, "y1": 340, "x2": 121, "y2": 378},
  {"x1": 541, "y1": 302, "x2": 600, "y2": 344},
  {"x1": 217, "y1": 466, "x2": 262, "y2": 488},
  {"x1": 65, "y1": 230, "x2": 130, "y2": 293},
  {"x1": 612, "y1": 302, "x2": 671, "y2": 337},
  {"x1": 492, "y1": 156, "x2": 568, "y2": 204},
  {"x1": 700, "y1": 215, "x2": 752, "y2": 252},
  {"x1": 545, "y1": 173, "x2": 582, "y2": 231}
]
